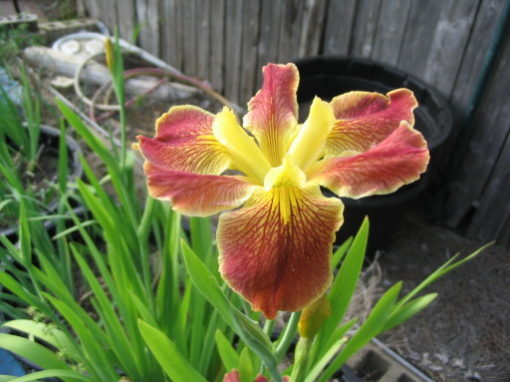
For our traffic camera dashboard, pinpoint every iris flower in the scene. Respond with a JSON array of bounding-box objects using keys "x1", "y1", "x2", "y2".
[{"x1": 135, "y1": 63, "x2": 429, "y2": 319}]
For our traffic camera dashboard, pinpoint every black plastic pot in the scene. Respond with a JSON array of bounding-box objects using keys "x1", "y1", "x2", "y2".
[
  {"x1": 294, "y1": 56, "x2": 453, "y2": 253},
  {"x1": 0, "y1": 124, "x2": 83, "y2": 242}
]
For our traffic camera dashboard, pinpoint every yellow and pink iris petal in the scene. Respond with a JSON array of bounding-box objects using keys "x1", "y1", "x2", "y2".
[
  {"x1": 143, "y1": 163, "x2": 254, "y2": 216},
  {"x1": 325, "y1": 88, "x2": 418, "y2": 156},
  {"x1": 137, "y1": 105, "x2": 230, "y2": 175},
  {"x1": 243, "y1": 63, "x2": 299, "y2": 166},
  {"x1": 310, "y1": 121, "x2": 429, "y2": 198},
  {"x1": 136, "y1": 62, "x2": 429, "y2": 319}
]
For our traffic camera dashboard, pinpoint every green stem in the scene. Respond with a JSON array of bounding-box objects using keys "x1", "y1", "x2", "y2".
[
  {"x1": 275, "y1": 311, "x2": 301, "y2": 361},
  {"x1": 263, "y1": 318, "x2": 275, "y2": 337},
  {"x1": 290, "y1": 337, "x2": 312, "y2": 382}
]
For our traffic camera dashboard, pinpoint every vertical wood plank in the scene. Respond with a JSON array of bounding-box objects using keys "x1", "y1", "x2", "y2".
[
  {"x1": 350, "y1": 0, "x2": 382, "y2": 58},
  {"x1": 196, "y1": 0, "x2": 211, "y2": 81},
  {"x1": 224, "y1": 0, "x2": 243, "y2": 103},
  {"x1": 397, "y1": 0, "x2": 446, "y2": 79},
  {"x1": 240, "y1": 0, "x2": 261, "y2": 104},
  {"x1": 136, "y1": 0, "x2": 149, "y2": 48},
  {"x1": 299, "y1": 0, "x2": 327, "y2": 57},
  {"x1": 146, "y1": 0, "x2": 161, "y2": 56},
  {"x1": 182, "y1": 0, "x2": 198, "y2": 75},
  {"x1": 82, "y1": 0, "x2": 100, "y2": 19},
  {"x1": 322, "y1": 0, "x2": 356, "y2": 55},
  {"x1": 421, "y1": 0, "x2": 479, "y2": 96},
  {"x1": 210, "y1": 0, "x2": 225, "y2": 92},
  {"x1": 277, "y1": 0, "x2": 305, "y2": 62},
  {"x1": 449, "y1": 0, "x2": 504, "y2": 115},
  {"x1": 256, "y1": 0, "x2": 282, "y2": 87},
  {"x1": 371, "y1": 0, "x2": 412, "y2": 66},
  {"x1": 445, "y1": 33, "x2": 510, "y2": 230},
  {"x1": 161, "y1": 0, "x2": 183, "y2": 71},
  {"x1": 116, "y1": 0, "x2": 136, "y2": 41},
  {"x1": 466, "y1": 128, "x2": 510, "y2": 242}
]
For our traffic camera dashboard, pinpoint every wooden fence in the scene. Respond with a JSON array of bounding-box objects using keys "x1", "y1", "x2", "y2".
[{"x1": 81, "y1": 0, "x2": 510, "y2": 248}]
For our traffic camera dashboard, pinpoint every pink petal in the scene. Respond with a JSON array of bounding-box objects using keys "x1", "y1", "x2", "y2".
[
  {"x1": 145, "y1": 162, "x2": 254, "y2": 216},
  {"x1": 137, "y1": 105, "x2": 230, "y2": 175},
  {"x1": 310, "y1": 122, "x2": 429, "y2": 198},
  {"x1": 243, "y1": 63, "x2": 299, "y2": 166},
  {"x1": 325, "y1": 89, "x2": 418, "y2": 156}
]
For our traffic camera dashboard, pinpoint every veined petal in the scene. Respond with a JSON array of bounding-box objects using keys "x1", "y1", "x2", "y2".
[
  {"x1": 325, "y1": 89, "x2": 418, "y2": 156},
  {"x1": 136, "y1": 105, "x2": 230, "y2": 175},
  {"x1": 287, "y1": 97, "x2": 335, "y2": 172},
  {"x1": 144, "y1": 162, "x2": 254, "y2": 216},
  {"x1": 217, "y1": 184, "x2": 344, "y2": 319},
  {"x1": 243, "y1": 63, "x2": 299, "y2": 166},
  {"x1": 213, "y1": 107, "x2": 271, "y2": 184},
  {"x1": 309, "y1": 122, "x2": 429, "y2": 199}
]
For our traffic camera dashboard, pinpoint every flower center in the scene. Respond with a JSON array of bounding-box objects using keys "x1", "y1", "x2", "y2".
[{"x1": 263, "y1": 157, "x2": 306, "y2": 223}]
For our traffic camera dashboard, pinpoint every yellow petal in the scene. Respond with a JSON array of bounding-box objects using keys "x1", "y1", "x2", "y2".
[
  {"x1": 213, "y1": 107, "x2": 271, "y2": 184},
  {"x1": 287, "y1": 97, "x2": 335, "y2": 172}
]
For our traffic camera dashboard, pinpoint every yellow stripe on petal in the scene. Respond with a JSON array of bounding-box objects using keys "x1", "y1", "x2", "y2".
[
  {"x1": 288, "y1": 97, "x2": 335, "y2": 172},
  {"x1": 213, "y1": 107, "x2": 271, "y2": 184},
  {"x1": 243, "y1": 63, "x2": 299, "y2": 166},
  {"x1": 137, "y1": 105, "x2": 230, "y2": 175},
  {"x1": 218, "y1": 184, "x2": 344, "y2": 319}
]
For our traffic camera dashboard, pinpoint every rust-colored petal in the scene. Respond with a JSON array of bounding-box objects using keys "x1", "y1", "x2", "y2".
[
  {"x1": 309, "y1": 122, "x2": 429, "y2": 199},
  {"x1": 217, "y1": 184, "x2": 344, "y2": 319},
  {"x1": 243, "y1": 63, "x2": 299, "y2": 166},
  {"x1": 144, "y1": 162, "x2": 254, "y2": 216},
  {"x1": 136, "y1": 105, "x2": 230, "y2": 175},
  {"x1": 325, "y1": 89, "x2": 418, "y2": 156}
]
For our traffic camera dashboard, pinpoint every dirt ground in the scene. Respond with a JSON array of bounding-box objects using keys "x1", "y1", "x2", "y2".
[{"x1": 362, "y1": 210, "x2": 510, "y2": 382}]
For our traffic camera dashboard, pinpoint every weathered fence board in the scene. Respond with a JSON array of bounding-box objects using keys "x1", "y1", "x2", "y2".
[
  {"x1": 209, "y1": 0, "x2": 225, "y2": 92},
  {"x1": 240, "y1": 0, "x2": 261, "y2": 104},
  {"x1": 277, "y1": 0, "x2": 305, "y2": 62},
  {"x1": 224, "y1": 0, "x2": 243, "y2": 102},
  {"x1": 371, "y1": 0, "x2": 412, "y2": 66},
  {"x1": 351, "y1": 0, "x2": 382, "y2": 58},
  {"x1": 115, "y1": 0, "x2": 135, "y2": 41},
  {"x1": 398, "y1": 0, "x2": 450, "y2": 82},
  {"x1": 446, "y1": 30, "x2": 510, "y2": 236},
  {"x1": 196, "y1": 0, "x2": 211, "y2": 82},
  {"x1": 80, "y1": 0, "x2": 510, "y2": 248},
  {"x1": 255, "y1": 0, "x2": 283, "y2": 87},
  {"x1": 421, "y1": 0, "x2": 479, "y2": 96},
  {"x1": 323, "y1": 0, "x2": 356, "y2": 55},
  {"x1": 181, "y1": 0, "x2": 197, "y2": 75},
  {"x1": 298, "y1": 0, "x2": 327, "y2": 57},
  {"x1": 449, "y1": 0, "x2": 504, "y2": 114}
]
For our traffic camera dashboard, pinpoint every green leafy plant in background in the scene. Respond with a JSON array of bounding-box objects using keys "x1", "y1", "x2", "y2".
[{"x1": 0, "y1": 35, "x2": 240, "y2": 382}]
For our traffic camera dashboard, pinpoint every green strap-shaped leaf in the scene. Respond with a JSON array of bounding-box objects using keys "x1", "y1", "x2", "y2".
[
  {"x1": 317, "y1": 282, "x2": 402, "y2": 382},
  {"x1": 215, "y1": 330, "x2": 240, "y2": 372},
  {"x1": 0, "y1": 369, "x2": 90, "y2": 382},
  {"x1": 138, "y1": 320, "x2": 208, "y2": 382},
  {"x1": 0, "y1": 334, "x2": 69, "y2": 370},
  {"x1": 2, "y1": 320, "x2": 80, "y2": 362}
]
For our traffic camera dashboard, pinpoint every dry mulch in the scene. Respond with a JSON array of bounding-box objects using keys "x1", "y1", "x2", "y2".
[{"x1": 358, "y1": 213, "x2": 510, "y2": 382}]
